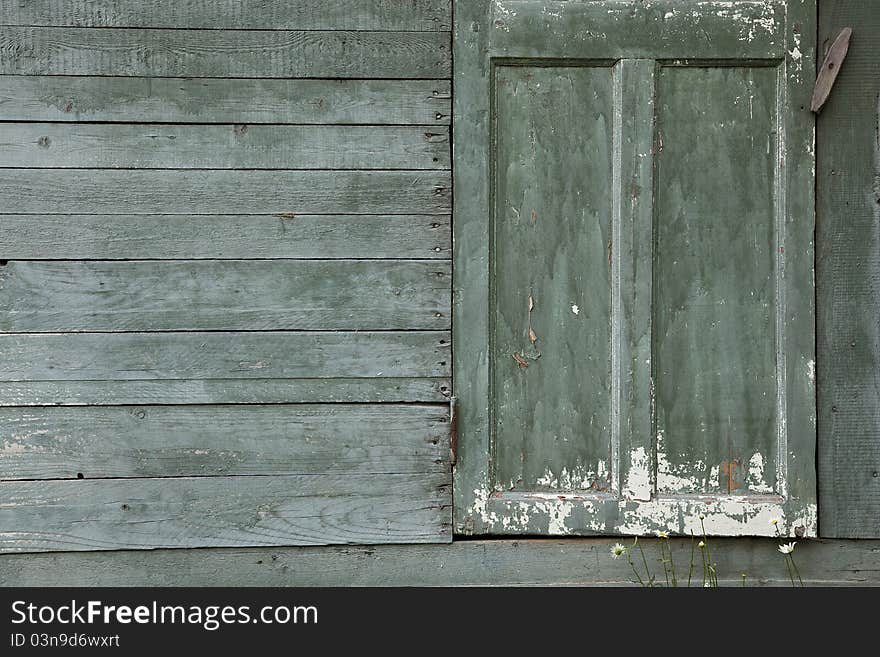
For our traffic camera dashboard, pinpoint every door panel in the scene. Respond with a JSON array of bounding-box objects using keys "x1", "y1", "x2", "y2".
[
  {"x1": 654, "y1": 65, "x2": 779, "y2": 497},
  {"x1": 493, "y1": 64, "x2": 614, "y2": 494},
  {"x1": 454, "y1": 0, "x2": 817, "y2": 537}
]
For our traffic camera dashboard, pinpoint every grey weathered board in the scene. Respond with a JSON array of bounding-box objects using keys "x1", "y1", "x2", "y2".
[
  {"x1": 0, "y1": 214, "x2": 451, "y2": 260},
  {"x1": 0, "y1": 473, "x2": 451, "y2": 552},
  {"x1": 454, "y1": 0, "x2": 817, "y2": 537},
  {"x1": 0, "y1": 77, "x2": 451, "y2": 125},
  {"x1": 0, "y1": 170, "x2": 451, "y2": 214},
  {"x1": 0, "y1": 0, "x2": 452, "y2": 31},
  {"x1": 0, "y1": 1, "x2": 453, "y2": 552},
  {"x1": 2, "y1": 124, "x2": 450, "y2": 170},
  {"x1": 0, "y1": 260, "x2": 450, "y2": 332},
  {"x1": 0, "y1": 27, "x2": 450, "y2": 79},
  {"x1": 1, "y1": 538, "x2": 879, "y2": 587},
  {"x1": 817, "y1": 1, "x2": 880, "y2": 537},
  {"x1": 0, "y1": 404, "x2": 451, "y2": 480}
]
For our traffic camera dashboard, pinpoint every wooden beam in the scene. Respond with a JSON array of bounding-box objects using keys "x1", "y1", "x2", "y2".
[{"x1": 0, "y1": 538, "x2": 877, "y2": 586}]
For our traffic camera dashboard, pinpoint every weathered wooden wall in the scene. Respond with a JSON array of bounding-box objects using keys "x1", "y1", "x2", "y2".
[
  {"x1": 0, "y1": 0, "x2": 453, "y2": 552},
  {"x1": 816, "y1": 0, "x2": 880, "y2": 538}
]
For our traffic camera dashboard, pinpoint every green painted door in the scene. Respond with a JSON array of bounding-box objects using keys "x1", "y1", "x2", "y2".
[{"x1": 453, "y1": 0, "x2": 817, "y2": 537}]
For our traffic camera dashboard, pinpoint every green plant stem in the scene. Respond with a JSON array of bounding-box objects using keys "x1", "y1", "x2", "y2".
[
  {"x1": 687, "y1": 534, "x2": 695, "y2": 587},
  {"x1": 789, "y1": 555, "x2": 804, "y2": 587},
  {"x1": 635, "y1": 538, "x2": 654, "y2": 587},
  {"x1": 626, "y1": 551, "x2": 646, "y2": 587},
  {"x1": 659, "y1": 540, "x2": 670, "y2": 587},
  {"x1": 668, "y1": 540, "x2": 678, "y2": 587}
]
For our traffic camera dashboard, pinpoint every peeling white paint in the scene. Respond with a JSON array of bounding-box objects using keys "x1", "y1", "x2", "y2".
[
  {"x1": 624, "y1": 446, "x2": 651, "y2": 501},
  {"x1": 746, "y1": 452, "x2": 774, "y2": 494},
  {"x1": 570, "y1": 304, "x2": 579, "y2": 315},
  {"x1": 805, "y1": 359, "x2": 815, "y2": 383}
]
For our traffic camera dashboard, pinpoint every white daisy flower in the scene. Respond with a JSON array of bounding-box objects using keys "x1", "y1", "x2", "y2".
[
  {"x1": 778, "y1": 542, "x2": 797, "y2": 555},
  {"x1": 610, "y1": 543, "x2": 627, "y2": 559},
  {"x1": 698, "y1": 540, "x2": 706, "y2": 548},
  {"x1": 655, "y1": 530, "x2": 669, "y2": 539},
  {"x1": 770, "y1": 518, "x2": 779, "y2": 526}
]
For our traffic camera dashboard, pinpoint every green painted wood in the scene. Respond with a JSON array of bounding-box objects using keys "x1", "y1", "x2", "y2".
[
  {"x1": 0, "y1": 538, "x2": 878, "y2": 586},
  {"x1": 653, "y1": 65, "x2": 780, "y2": 497},
  {"x1": 0, "y1": 331, "x2": 450, "y2": 382},
  {"x1": 489, "y1": 0, "x2": 785, "y2": 60},
  {"x1": 0, "y1": 27, "x2": 450, "y2": 79},
  {"x1": 491, "y1": 64, "x2": 614, "y2": 494},
  {"x1": 0, "y1": 472, "x2": 452, "y2": 552},
  {"x1": 0, "y1": 0, "x2": 451, "y2": 31},
  {"x1": 0, "y1": 379, "x2": 451, "y2": 407},
  {"x1": 0, "y1": 260, "x2": 450, "y2": 332},
  {"x1": 0, "y1": 404, "x2": 451, "y2": 480},
  {"x1": 817, "y1": 1, "x2": 880, "y2": 538},
  {"x1": 0, "y1": 124, "x2": 450, "y2": 170},
  {"x1": 0, "y1": 76, "x2": 451, "y2": 125},
  {"x1": 455, "y1": 0, "x2": 817, "y2": 537},
  {"x1": 0, "y1": 170, "x2": 450, "y2": 214},
  {"x1": 0, "y1": 214, "x2": 450, "y2": 260}
]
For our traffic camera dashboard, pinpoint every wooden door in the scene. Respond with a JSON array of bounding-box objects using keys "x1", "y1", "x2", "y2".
[{"x1": 454, "y1": 0, "x2": 817, "y2": 537}]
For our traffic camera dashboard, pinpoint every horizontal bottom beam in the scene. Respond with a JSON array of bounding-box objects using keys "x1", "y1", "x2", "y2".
[{"x1": 1, "y1": 538, "x2": 878, "y2": 587}]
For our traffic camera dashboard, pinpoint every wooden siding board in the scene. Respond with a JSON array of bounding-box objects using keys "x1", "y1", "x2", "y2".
[
  {"x1": 0, "y1": 404, "x2": 452, "y2": 480},
  {"x1": 0, "y1": 1, "x2": 452, "y2": 32},
  {"x1": 0, "y1": 76, "x2": 452, "y2": 125},
  {"x1": 817, "y1": 1, "x2": 880, "y2": 537},
  {"x1": 0, "y1": 379, "x2": 452, "y2": 407},
  {"x1": 0, "y1": 331, "x2": 450, "y2": 382},
  {"x1": 0, "y1": 260, "x2": 451, "y2": 332},
  {"x1": 0, "y1": 124, "x2": 451, "y2": 170},
  {"x1": 0, "y1": 214, "x2": 451, "y2": 261},
  {"x1": 0, "y1": 170, "x2": 451, "y2": 214},
  {"x1": 0, "y1": 472, "x2": 452, "y2": 552},
  {"x1": 0, "y1": 538, "x2": 877, "y2": 586},
  {"x1": 0, "y1": 27, "x2": 451, "y2": 79}
]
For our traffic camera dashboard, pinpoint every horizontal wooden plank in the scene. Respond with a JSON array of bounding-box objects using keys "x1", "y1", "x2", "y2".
[
  {"x1": 0, "y1": 331, "x2": 450, "y2": 381},
  {"x1": 0, "y1": 76, "x2": 452, "y2": 125},
  {"x1": 0, "y1": 472, "x2": 452, "y2": 552},
  {"x1": 0, "y1": 170, "x2": 450, "y2": 214},
  {"x1": 0, "y1": 378, "x2": 452, "y2": 406},
  {"x1": 0, "y1": 0, "x2": 452, "y2": 31},
  {"x1": 0, "y1": 538, "x2": 877, "y2": 586},
  {"x1": 0, "y1": 404, "x2": 451, "y2": 480},
  {"x1": 1, "y1": 124, "x2": 450, "y2": 170},
  {"x1": 0, "y1": 27, "x2": 451, "y2": 78},
  {"x1": 0, "y1": 260, "x2": 450, "y2": 332},
  {"x1": 0, "y1": 214, "x2": 451, "y2": 260}
]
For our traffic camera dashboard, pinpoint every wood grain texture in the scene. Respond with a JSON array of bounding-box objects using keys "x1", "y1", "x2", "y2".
[
  {"x1": 0, "y1": 170, "x2": 451, "y2": 214},
  {"x1": 817, "y1": 1, "x2": 880, "y2": 538},
  {"x1": 0, "y1": 404, "x2": 451, "y2": 480},
  {"x1": 0, "y1": 260, "x2": 450, "y2": 332},
  {"x1": 653, "y1": 65, "x2": 779, "y2": 496},
  {"x1": 488, "y1": 0, "x2": 785, "y2": 60},
  {"x1": 0, "y1": 538, "x2": 878, "y2": 586},
  {"x1": 0, "y1": 76, "x2": 451, "y2": 125},
  {"x1": 0, "y1": 124, "x2": 450, "y2": 170},
  {"x1": 0, "y1": 331, "x2": 450, "y2": 381},
  {"x1": 491, "y1": 64, "x2": 614, "y2": 493},
  {"x1": 0, "y1": 379, "x2": 452, "y2": 407},
  {"x1": 0, "y1": 472, "x2": 452, "y2": 552},
  {"x1": 0, "y1": 27, "x2": 450, "y2": 78},
  {"x1": 0, "y1": 0, "x2": 452, "y2": 31},
  {"x1": 0, "y1": 214, "x2": 451, "y2": 260}
]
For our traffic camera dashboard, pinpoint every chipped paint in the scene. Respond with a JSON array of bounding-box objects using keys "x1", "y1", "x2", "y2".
[
  {"x1": 746, "y1": 452, "x2": 775, "y2": 494},
  {"x1": 624, "y1": 446, "x2": 651, "y2": 501}
]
